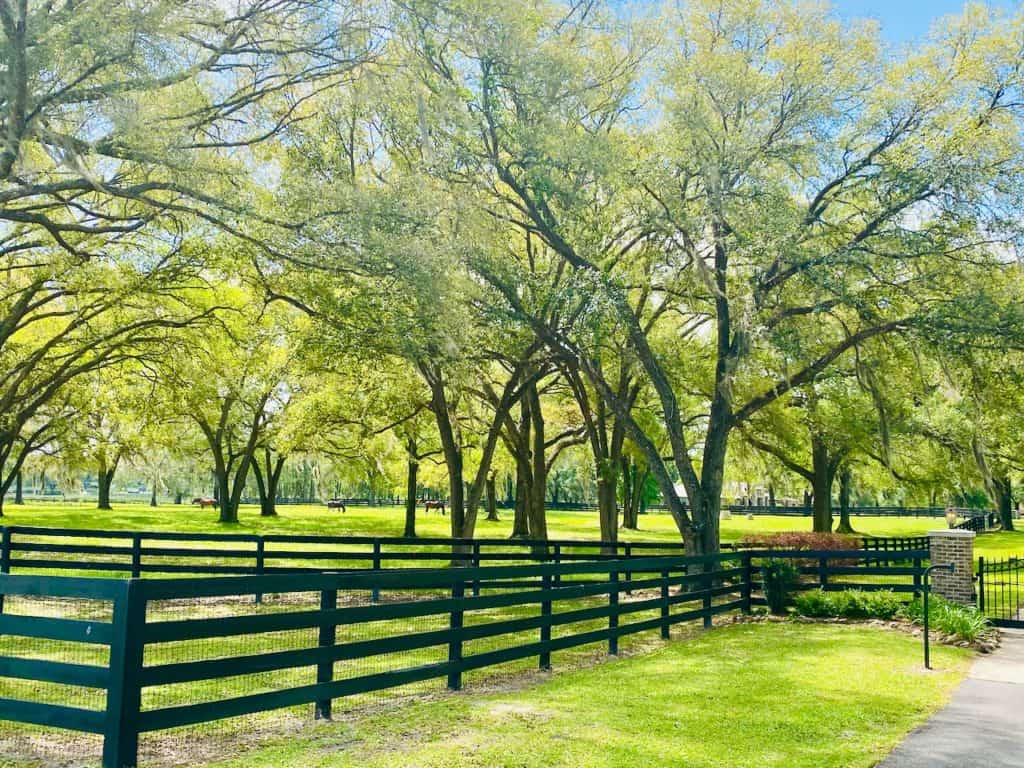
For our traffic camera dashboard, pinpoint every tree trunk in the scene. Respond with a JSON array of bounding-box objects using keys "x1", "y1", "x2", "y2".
[
  {"x1": 14, "y1": 471, "x2": 23, "y2": 505},
  {"x1": 252, "y1": 449, "x2": 283, "y2": 517},
  {"x1": 768, "y1": 482, "x2": 775, "y2": 508},
  {"x1": 485, "y1": 473, "x2": 499, "y2": 521},
  {"x1": 404, "y1": 458, "x2": 418, "y2": 538},
  {"x1": 527, "y1": 380, "x2": 548, "y2": 541},
  {"x1": 97, "y1": 458, "x2": 116, "y2": 511},
  {"x1": 835, "y1": 466, "x2": 856, "y2": 534},
  {"x1": 149, "y1": 478, "x2": 158, "y2": 508},
  {"x1": 252, "y1": 463, "x2": 269, "y2": 516},
  {"x1": 810, "y1": 435, "x2": 833, "y2": 533},
  {"x1": 511, "y1": 457, "x2": 531, "y2": 537},
  {"x1": 597, "y1": 478, "x2": 618, "y2": 544},
  {"x1": 266, "y1": 455, "x2": 284, "y2": 517},
  {"x1": 628, "y1": 467, "x2": 646, "y2": 530},
  {"x1": 620, "y1": 456, "x2": 635, "y2": 529},
  {"x1": 216, "y1": 468, "x2": 236, "y2": 523},
  {"x1": 995, "y1": 475, "x2": 1014, "y2": 531}
]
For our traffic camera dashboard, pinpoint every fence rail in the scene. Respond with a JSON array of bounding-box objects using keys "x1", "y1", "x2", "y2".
[
  {"x1": 0, "y1": 548, "x2": 928, "y2": 767},
  {"x1": 0, "y1": 526, "x2": 930, "y2": 580}
]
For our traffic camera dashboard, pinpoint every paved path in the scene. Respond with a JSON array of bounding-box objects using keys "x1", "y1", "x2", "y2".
[{"x1": 877, "y1": 629, "x2": 1024, "y2": 767}]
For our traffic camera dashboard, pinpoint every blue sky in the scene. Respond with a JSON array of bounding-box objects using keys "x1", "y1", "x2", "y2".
[{"x1": 834, "y1": 0, "x2": 1019, "y2": 42}]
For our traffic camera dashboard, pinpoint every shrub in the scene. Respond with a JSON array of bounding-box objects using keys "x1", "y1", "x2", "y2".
[
  {"x1": 793, "y1": 589, "x2": 833, "y2": 617},
  {"x1": 899, "y1": 595, "x2": 993, "y2": 643},
  {"x1": 741, "y1": 532, "x2": 861, "y2": 568},
  {"x1": 794, "y1": 589, "x2": 902, "y2": 620},
  {"x1": 740, "y1": 532, "x2": 861, "y2": 552},
  {"x1": 762, "y1": 559, "x2": 800, "y2": 615}
]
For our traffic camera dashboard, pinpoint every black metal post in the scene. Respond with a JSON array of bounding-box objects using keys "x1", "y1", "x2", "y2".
[
  {"x1": 978, "y1": 557, "x2": 985, "y2": 614},
  {"x1": 923, "y1": 563, "x2": 955, "y2": 670}
]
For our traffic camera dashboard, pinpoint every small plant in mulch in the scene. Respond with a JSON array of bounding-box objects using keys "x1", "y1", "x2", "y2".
[
  {"x1": 899, "y1": 594, "x2": 998, "y2": 650},
  {"x1": 758, "y1": 588, "x2": 1001, "y2": 653}
]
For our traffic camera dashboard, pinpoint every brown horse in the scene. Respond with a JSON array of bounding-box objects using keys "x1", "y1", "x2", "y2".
[
  {"x1": 326, "y1": 499, "x2": 347, "y2": 512},
  {"x1": 423, "y1": 500, "x2": 446, "y2": 516},
  {"x1": 191, "y1": 497, "x2": 218, "y2": 509}
]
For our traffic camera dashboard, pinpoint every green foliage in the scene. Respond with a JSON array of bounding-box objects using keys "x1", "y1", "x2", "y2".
[
  {"x1": 794, "y1": 589, "x2": 903, "y2": 620},
  {"x1": 900, "y1": 595, "x2": 993, "y2": 643},
  {"x1": 761, "y1": 559, "x2": 800, "y2": 615}
]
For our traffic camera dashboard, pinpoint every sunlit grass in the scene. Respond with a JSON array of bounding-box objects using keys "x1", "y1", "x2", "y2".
[
  {"x1": 0, "y1": 500, "x2": 950, "y2": 543},
  {"x1": 200, "y1": 622, "x2": 970, "y2": 768}
]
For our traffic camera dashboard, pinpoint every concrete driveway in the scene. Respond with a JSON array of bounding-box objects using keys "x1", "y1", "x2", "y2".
[{"x1": 877, "y1": 629, "x2": 1024, "y2": 767}]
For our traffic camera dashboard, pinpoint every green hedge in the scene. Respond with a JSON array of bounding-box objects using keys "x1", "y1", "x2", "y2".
[{"x1": 794, "y1": 589, "x2": 903, "y2": 620}]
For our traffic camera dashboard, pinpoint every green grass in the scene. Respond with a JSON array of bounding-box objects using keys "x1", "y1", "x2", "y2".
[
  {"x1": 0, "y1": 500, "x2": 951, "y2": 543},
  {"x1": 196, "y1": 622, "x2": 969, "y2": 768}
]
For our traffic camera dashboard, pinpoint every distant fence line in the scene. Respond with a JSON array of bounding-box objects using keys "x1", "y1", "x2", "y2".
[
  {"x1": 0, "y1": 526, "x2": 930, "y2": 581},
  {"x1": 0, "y1": 547, "x2": 928, "y2": 767}
]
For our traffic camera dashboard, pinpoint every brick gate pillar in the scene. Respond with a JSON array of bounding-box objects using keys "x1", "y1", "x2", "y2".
[{"x1": 928, "y1": 529, "x2": 976, "y2": 606}]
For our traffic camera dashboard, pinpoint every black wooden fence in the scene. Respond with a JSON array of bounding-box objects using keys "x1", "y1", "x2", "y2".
[
  {"x1": 0, "y1": 526, "x2": 929, "y2": 579},
  {"x1": 0, "y1": 548, "x2": 928, "y2": 767},
  {"x1": 953, "y1": 511, "x2": 1000, "y2": 532}
]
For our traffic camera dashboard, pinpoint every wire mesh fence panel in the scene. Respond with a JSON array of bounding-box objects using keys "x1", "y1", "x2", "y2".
[{"x1": 0, "y1": 578, "x2": 122, "y2": 768}]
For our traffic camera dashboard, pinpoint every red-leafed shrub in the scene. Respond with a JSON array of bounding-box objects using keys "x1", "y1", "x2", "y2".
[
  {"x1": 740, "y1": 532, "x2": 861, "y2": 567},
  {"x1": 739, "y1": 532, "x2": 860, "y2": 551}
]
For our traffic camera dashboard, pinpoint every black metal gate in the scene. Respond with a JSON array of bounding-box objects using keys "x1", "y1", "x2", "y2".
[{"x1": 978, "y1": 556, "x2": 1024, "y2": 627}]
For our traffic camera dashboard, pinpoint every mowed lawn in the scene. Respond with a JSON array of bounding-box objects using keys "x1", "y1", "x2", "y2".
[
  {"x1": 0, "y1": 500, "x2": 958, "y2": 544},
  {"x1": 199, "y1": 623, "x2": 970, "y2": 768}
]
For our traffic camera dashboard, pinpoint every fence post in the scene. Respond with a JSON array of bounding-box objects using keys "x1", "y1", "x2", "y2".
[
  {"x1": 540, "y1": 571, "x2": 552, "y2": 669},
  {"x1": 741, "y1": 553, "x2": 752, "y2": 615},
  {"x1": 371, "y1": 539, "x2": 382, "y2": 604},
  {"x1": 978, "y1": 557, "x2": 985, "y2": 613},
  {"x1": 0, "y1": 527, "x2": 10, "y2": 614},
  {"x1": 553, "y1": 544, "x2": 561, "y2": 587},
  {"x1": 255, "y1": 538, "x2": 265, "y2": 605},
  {"x1": 913, "y1": 557, "x2": 923, "y2": 598},
  {"x1": 103, "y1": 580, "x2": 146, "y2": 768},
  {"x1": 818, "y1": 556, "x2": 829, "y2": 591},
  {"x1": 702, "y1": 564, "x2": 712, "y2": 630},
  {"x1": 609, "y1": 570, "x2": 619, "y2": 655},
  {"x1": 447, "y1": 580, "x2": 465, "y2": 691},
  {"x1": 472, "y1": 542, "x2": 481, "y2": 597},
  {"x1": 624, "y1": 544, "x2": 632, "y2": 595},
  {"x1": 660, "y1": 569, "x2": 670, "y2": 639},
  {"x1": 131, "y1": 535, "x2": 142, "y2": 579},
  {"x1": 315, "y1": 588, "x2": 338, "y2": 720}
]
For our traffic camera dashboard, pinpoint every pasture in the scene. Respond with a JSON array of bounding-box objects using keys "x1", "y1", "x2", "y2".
[{"x1": 0, "y1": 500, "x2": 954, "y2": 543}]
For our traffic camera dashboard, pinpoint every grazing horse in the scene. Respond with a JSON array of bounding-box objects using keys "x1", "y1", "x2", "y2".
[
  {"x1": 423, "y1": 500, "x2": 446, "y2": 516},
  {"x1": 326, "y1": 499, "x2": 347, "y2": 512},
  {"x1": 191, "y1": 497, "x2": 217, "y2": 509}
]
